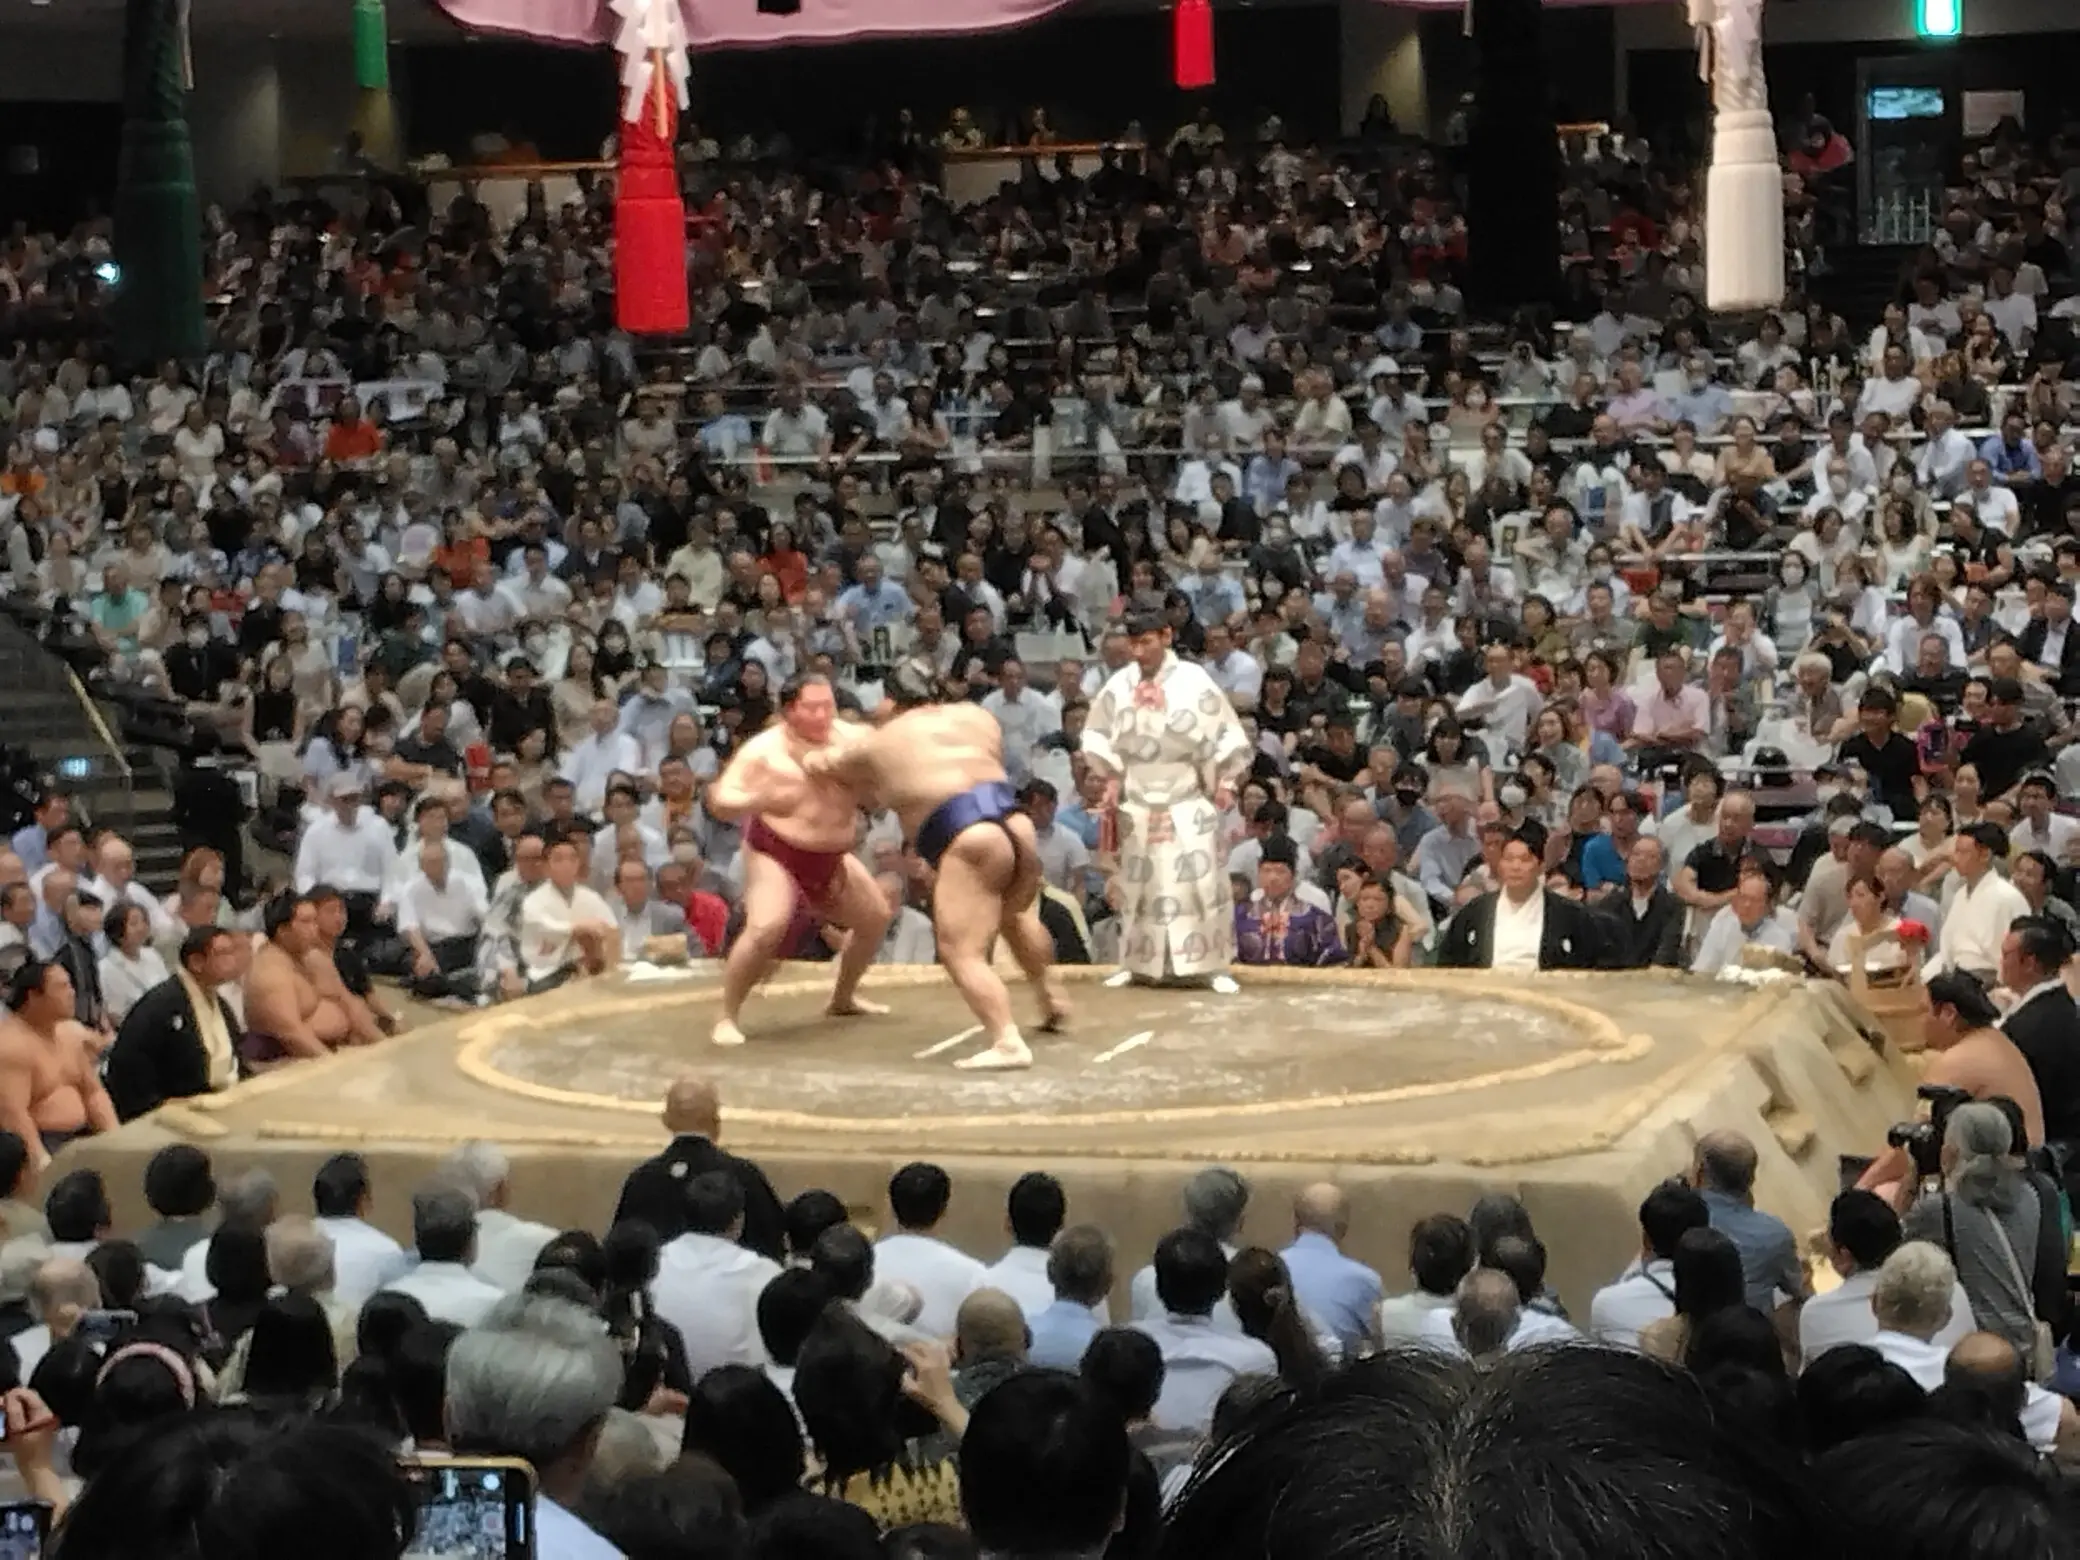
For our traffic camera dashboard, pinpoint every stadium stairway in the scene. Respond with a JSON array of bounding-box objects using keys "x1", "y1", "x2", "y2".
[{"x1": 0, "y1": 628, "x2": 183, "y2": 896}]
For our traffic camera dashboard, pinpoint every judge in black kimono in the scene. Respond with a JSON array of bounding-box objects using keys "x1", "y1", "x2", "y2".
[
  {"x1": 1437, "y1": 830, "x2": 1604, "y2": 972},
  {"x1": 103, "y1": 927, "x2": 246, "y2": 1123}
]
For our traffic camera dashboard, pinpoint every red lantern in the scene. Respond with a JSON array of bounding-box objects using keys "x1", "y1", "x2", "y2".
[{"x1": 1173, "y1": 0, "x2": 1214, "y2": 90}]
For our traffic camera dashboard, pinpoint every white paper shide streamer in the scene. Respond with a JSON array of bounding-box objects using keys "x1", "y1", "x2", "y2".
[
  {"x1": 611, "y1": 0, "x2": 690, "y2": 127},
  {"x1": 1688, "y1": 0, "x2": 1783, "y2": 311}
]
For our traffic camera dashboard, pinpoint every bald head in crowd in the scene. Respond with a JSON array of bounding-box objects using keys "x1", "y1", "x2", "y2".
[
  {"x1": 1294, "y1": 1183, "x2": 1351, "y2": 1243},
  {"x1": 663, "y1": 1073, "x2": 722, "y2": 1139}
]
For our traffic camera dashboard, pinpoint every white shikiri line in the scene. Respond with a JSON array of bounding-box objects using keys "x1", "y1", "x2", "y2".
[
  {"x1": 915, "y1": 1025, "x2": 984, "y2": 1060},
  {"x1": 1092, "y1": 1031, "x2": 1156, "y2": 1065}
]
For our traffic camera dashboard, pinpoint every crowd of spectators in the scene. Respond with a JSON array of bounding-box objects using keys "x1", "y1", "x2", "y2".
[
  {"x1": 0, "y1": 103, "x2": 2076, "y2": 1037},
  {"x1": 0, "y1": 88, "x2": 2078, "y2": 1553},
  {"x1": 0, "y1": 1082, "x2": 2067, "y2": 1558}
]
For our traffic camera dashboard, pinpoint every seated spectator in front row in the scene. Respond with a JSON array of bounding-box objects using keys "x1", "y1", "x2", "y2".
[
  {"x1": 1690, "y1": 870, "x2": 1798, "y2": 975},
  {"x1": 1235, "y1": 837, "x2": 1344, "y2": 967},
  {"x1": 517, "y1": 836, "x2": 618, "y2": 991}
]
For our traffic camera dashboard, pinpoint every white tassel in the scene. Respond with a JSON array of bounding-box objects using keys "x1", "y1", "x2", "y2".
[{"x1": 609, "y1": 0, "x2": 690, "y2": 125}]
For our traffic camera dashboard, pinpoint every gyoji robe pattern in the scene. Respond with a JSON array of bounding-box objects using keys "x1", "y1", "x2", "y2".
[{"x1": 1082, "y1": 652, "x2": 1252, "y2": 979}]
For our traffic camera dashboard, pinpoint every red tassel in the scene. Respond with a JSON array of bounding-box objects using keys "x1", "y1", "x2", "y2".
[
  {"x1": 1174, "y1": 0, "x2": 1214, "y2": 90},
  {"x1": 614, "y1": 85, "x2": 689, "y2": 336}
]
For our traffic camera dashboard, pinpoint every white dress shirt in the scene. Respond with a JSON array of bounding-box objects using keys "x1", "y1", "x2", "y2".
[
  {"x1": 1418, "y1": 1305, "x2": 1580, "y2": 1355},
  {"x1": 315, "y1": 1215, "x2": 410, "y2": 1309},
  {"x1": 1453, "y1": 674, "x2": 1543, "y2": 752},
  {"x1": 380, "y1": 1260, "x2": 506, "y2": 1328},
  {"x1": 652, "y1": 1231, "x2": 783, "y2": 1378},
  {"x1": 559, "y1": 731, "x2": 645, "y2": 813},
  {"x1": 1376, "y1": 1288, "x2": 1456, "y2": 1347},
  {"x1": 872, "y1": 1231, "x2": 986, "y2": 1338},
  {"x1": 98, "y1": 946, "x2": 169, "y2": 1025},
  {"x1": 519, "y1": 882, "x2": 618, "y2": 983},
  {"x1": 978, "y1": 1245, "x2": 1056, "y2": 1322},
  {"x1": 1134, "y1": 1311, "x2": 1278, "y2": 1433},
  {"x1": 1490, "y1": 888, "x2": 1546, "y2": 974},
  {"x1": 535, "y1": 1494, "x2": 627, "y2": 1560},
  {"x1": 1798, "y1": 1269, "x2": 1975, "y2": 1368},
  {"x1": 293, "y1": 810, "x2": 398, "y2": 897},
  {"x1": 1588, "y1": 1259, "x2": 1677, "y2": 1351},
  {"x1": 471, "y1": 1208, "x2": 559, "y2": 1293},
  {"x1": 1869, "y1": 1328, "x2": 2063, "y2": 1452},
  {"x1": 1690, "y1": 905, "x2": 1799, "y2": 975},
  {"x1": 2011, "y1": 814, "x2": 2080, "y2": 862},
  {"x1": 1929, "y1": 870, "x2": 2029, "y2": 977},
  {"x1": 397, "y1": 870, "x2": 489, "y2": 942}
]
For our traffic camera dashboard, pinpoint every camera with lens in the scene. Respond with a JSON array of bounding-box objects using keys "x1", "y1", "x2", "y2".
[{"x1": 1886, "y1": 1082, "x2": 1974, "y2": 1183}]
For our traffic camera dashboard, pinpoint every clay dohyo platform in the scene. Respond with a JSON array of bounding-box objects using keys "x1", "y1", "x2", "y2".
[{"x1": 68, "y1": 966, "x2": 1922, "y2": 1314}]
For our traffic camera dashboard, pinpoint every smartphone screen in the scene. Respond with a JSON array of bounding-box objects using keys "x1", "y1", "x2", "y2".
[
  {"x1": 403, "y1": 1460, "x2": 533, "y2": 1560},
  {"x1": 0, "y1": 1501, "x2": 51, "y2": 1560}
]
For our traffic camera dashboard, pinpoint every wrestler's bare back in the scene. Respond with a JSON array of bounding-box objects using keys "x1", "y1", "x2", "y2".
[
  {"x1": 817, "y1": 706, "x2": 1010, "y2": 836},
  {"x1": 710, "y1": 724, "x2": 862, "y2": 852}
]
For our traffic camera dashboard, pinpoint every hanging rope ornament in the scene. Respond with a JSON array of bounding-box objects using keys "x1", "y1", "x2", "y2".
[
  {"x1": 610, "y1": 0, "x2": 690, "y2": 334},
  {"x1": 1173, "y1": 0, "x2": 1214, "y2": 90}
]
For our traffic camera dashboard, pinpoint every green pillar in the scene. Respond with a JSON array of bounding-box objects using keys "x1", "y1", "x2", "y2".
[{"x1": 113, "y1": 0, "x2": 204, "y2": 367}]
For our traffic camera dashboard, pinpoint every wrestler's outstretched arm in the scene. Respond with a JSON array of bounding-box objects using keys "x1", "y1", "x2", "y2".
[
  {"x1": 799, "y1": 728, "x2": 876, "y2": 787},
  {"x1": 704, "y1": 750, "x2": 770, "y2": 822}
]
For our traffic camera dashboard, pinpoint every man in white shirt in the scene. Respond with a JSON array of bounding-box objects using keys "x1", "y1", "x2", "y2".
[
  {"x1": 1134, "y1": 1229, "x2": 1276, "y2": 1433},
  {"x1": 455, "y1": 558, "x2": 520, "y2": 640},
  {"x1": 378, "y1": 1184, "x2": 506, "y2": 1328},
  {"x1": 1021, "y1": 782, "x2": 1091, "y2": 897},
  {"x1": 1376, "y1": 1212, "x2": 1477, "y2": 1347},
  {"x1": 560, "y1": 700, "x2": 645, "y2": 815},
  {"x1": 978, "y1": 1171, "x2": 1067, "y2": 1322},
  {"x1": 1959, "y1": 459, "x2": 2021, "y2": 534},
  {"x1": 873, "y1": 1162, "x2": 986, "y2": 1337},
  {"x1": 1453, "y1": 643, "x2": 1543, "y2": 757},
  {"x1": 1800, "y1": 1190, "x2": 1974, "y2": 1369},
  {"x1": 1417, "y1": 1235, "x2": 1579, "y2": 1357},
  {"x1": 518, "y1": 837, "x2": 620, "y2": 989},
  {"x1": 397, "y1": 842, "x2": 488, "y2": 1002},
  {"x1": 293, "y1": 776, "x2": 396, "y2": 902},
  {"x1": 439, "y1": 1141, "x2": 558, "y2": 1293},
  {"x1": 1199, "y1": 622, "x2": 1263, "y2": 710},
  {"x1": 1589, "y1": 1180, "x2": 1710, "y2": 1351},
  {"x1": 1690, "y1": 872, "x2": 1799, "y2": 975},
  {"x1": 652, "y1": 1170, "x2": 785, "y2": 1378},
  {"x1": 2011, "y1": 774, "x2": 2080, "y2": 862},
  {"x1": 1913, "y1": 401, "x2": 1976, "y2": 498},
  {"x1": 312, "y1": 1151, "x2": 409, "y2": 1310},
  {"x1": 1856, "y1": 344, "x2": 1922, "y2": 423},
  {"x1": 1928, "y1": 822, "x2": 2029, "y2": 981},
  {"x1": 1864, "y1": 1240, "x2": 2077, "y2": 1458},
  {"x1": 978, "y1": 660, "x2": 1062, "y2": 787}
]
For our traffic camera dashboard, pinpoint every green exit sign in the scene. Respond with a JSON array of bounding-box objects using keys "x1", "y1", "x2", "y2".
[{"x1": 1917, "y1": 0, "x2": 1961, "y2": 37}]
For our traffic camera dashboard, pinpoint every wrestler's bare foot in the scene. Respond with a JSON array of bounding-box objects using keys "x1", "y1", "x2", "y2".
[
  {"x1": 711, "y1": 1018, "x2": 747, "y2": 1047},
  {"x1": 955, "y1": 1030, "x2": 1034, "y2": 1071},
  {"x1": 827, "y1": 995, "x2": 891, "y2": 1018},
  {"x1": 1039, "y1": 987, "x2": 1071, "y2": 1032}
]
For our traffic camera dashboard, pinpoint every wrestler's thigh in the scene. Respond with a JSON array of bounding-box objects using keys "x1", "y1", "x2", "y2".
[
  {"x1": 826, "y1": 855, "x2": 891, "y2": 932},
  {"x1": 739, "y1": 846, "x2": 801, "y2": 931},
  {"x1": 935, "y1": 833, "x2": 1012, "y2": 956},
  {"x1": 997, "y1": 813, "x2": 1045, "y2": 917}
]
